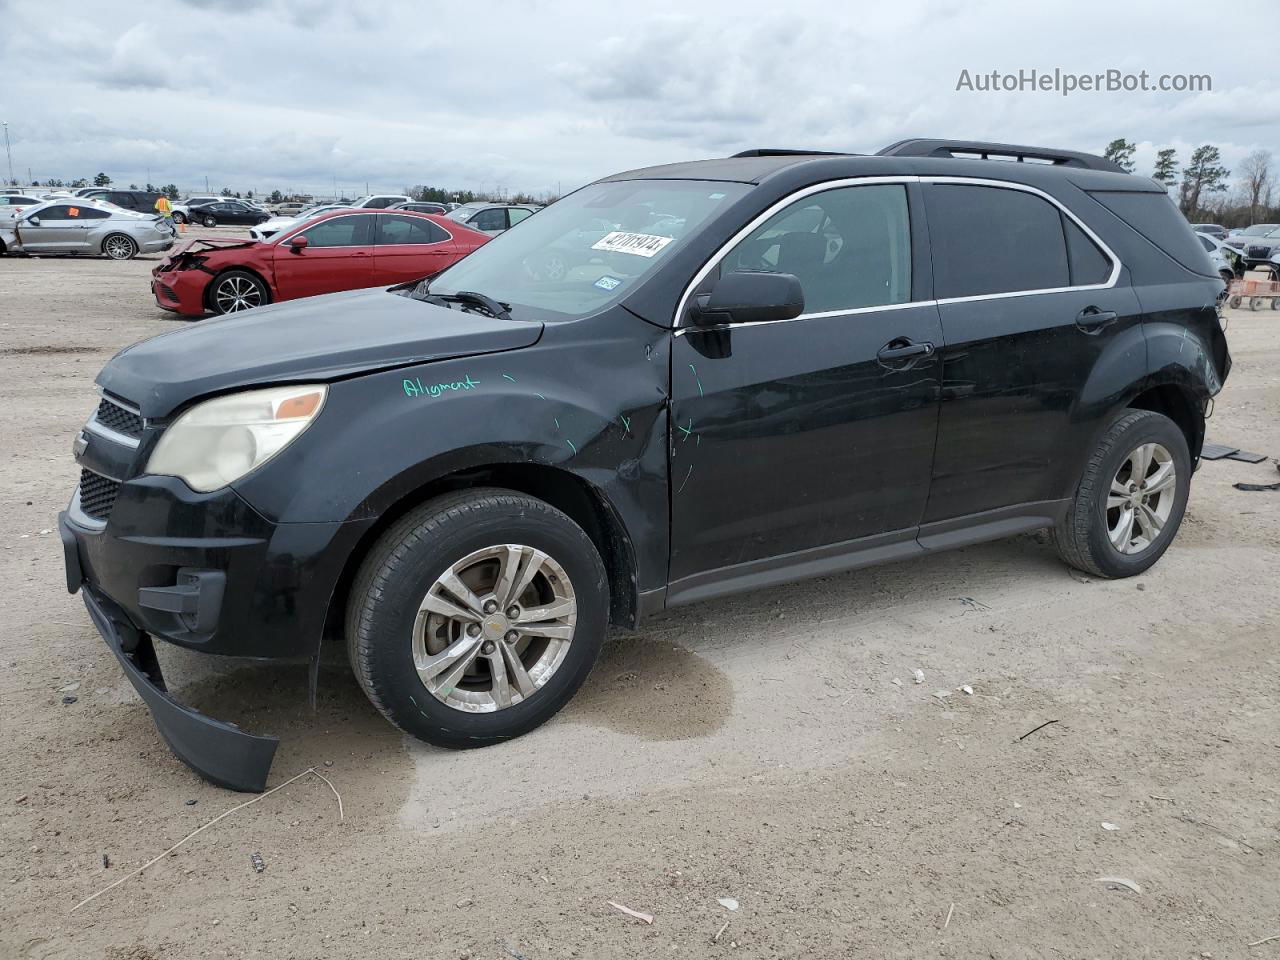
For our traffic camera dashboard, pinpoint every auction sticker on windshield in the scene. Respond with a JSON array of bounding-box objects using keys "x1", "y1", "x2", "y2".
[{"x1": 591, "y1": 231, "x2": 674, "y2": 258}]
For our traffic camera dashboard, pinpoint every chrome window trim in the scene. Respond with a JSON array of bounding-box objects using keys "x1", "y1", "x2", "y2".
[{"x1": 672, "y1": 174, "x2": 1123, "y2": 335}]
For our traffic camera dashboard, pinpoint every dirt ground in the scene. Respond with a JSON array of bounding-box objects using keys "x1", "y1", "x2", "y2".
[{"x1": 1, "y1": 233, "x2": 1277, "y2": 960}]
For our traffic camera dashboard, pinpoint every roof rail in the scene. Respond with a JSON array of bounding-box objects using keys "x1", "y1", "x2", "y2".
[
  {"x1": 730, "y1": 148, "x2": 848, "y2": 158},
  {"x1": 876, "y1": 138, "x2": 1125, "y2": 173}
]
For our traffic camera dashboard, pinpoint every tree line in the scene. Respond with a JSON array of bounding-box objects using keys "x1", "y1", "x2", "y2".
[{"x1": 1101, "y1": 139, "x2": 1276, "y2": 226}]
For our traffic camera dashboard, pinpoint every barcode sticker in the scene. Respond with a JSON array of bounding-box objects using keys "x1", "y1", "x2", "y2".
[{"x1": 591, "y1": 231, "x2": 674, "y2": 258}]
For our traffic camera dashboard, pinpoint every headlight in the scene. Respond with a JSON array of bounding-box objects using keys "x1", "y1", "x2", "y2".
[{"x1": 147, "y1": 384, "x2": 327, "y2": 492}]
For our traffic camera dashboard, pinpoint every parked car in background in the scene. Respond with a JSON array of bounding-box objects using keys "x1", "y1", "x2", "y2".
[
  {"x1": 5, "y1": 198, "x2": 175, "y2": 259},
  {"x1": 78, "y1": 189, "x2": 164, "y2": 214},
  {"x1": 390, "y1": 201, "x2": 448, "y2": 215},
  {"x1": 185, "y1": 199, "x2": 272, "y2": 228},
  {"x1": 172, "y1": 196, "x2": 222, "y2": 224},
  {"x1": 446, "y1": 201, "x2": 539, "y2": 235},
  {"x1": 269, "y1": 201, "x2": 310, "y2": 218},
  {"x1": 1223, "y1": 223, "x2": 1279, "y2": 252},
  {"x1": 1191, "y1": 223, "x2": 1227, "y2": 240},
  {"x1": 348, "y1": 194, "x2": 412, "y2": 209},
  {"x1": 1235, "y1": 226, "x2": 1280, "y2": 270},
  {"x1": 0, "y1": 193, "x2": 43, "y2": 228},
  {"x1": 151, "y1": 209, "x2": 489, "y2": 316},
  {"x1": 1195, "y1": 232, "x2": 1238, "y2": 282},
  {"x1": 250, "y1": 204, "x2": 351, "y2": 241}
]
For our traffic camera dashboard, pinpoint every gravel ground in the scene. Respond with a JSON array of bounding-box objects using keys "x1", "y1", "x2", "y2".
[{"x1": 1, "y1": 235, "x2": 1278, "y2": 960}]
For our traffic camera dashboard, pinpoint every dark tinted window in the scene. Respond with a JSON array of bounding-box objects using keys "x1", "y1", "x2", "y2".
[
  {"x1": 376, "y1": 214, "x2": 449, "y2": 245},
  {"x1": 365, "y1": 197, "x2": 398, "y2": 209},
  {"x1": 1063, "y1": 216, "x2": 1112, "y2": 285},
  {"x1": 75, "y1": 207, "x2": 111, "y2": 219},
  {"x1": 1197, "y1": 234, "x2": 1215, "y2": 253},
  {"x1": 722, "y1": 183, "x2": 911, "y2": 312},
  {"x1": 37, "y1": 205, "x2": 74, "y2": 220},
  {"x1": 4, "y1": 196, "x2": 39, "y2": 205},
  {"x1": 1087, "y1": 190, "x2": 1214, "y2": 275},
  {"x1": 298, "y1": 215, "x2": 371, "y2": 247},
  {"x1": 471, "y1": 208, "x2": 506, "y2": 231},
  {"x1": 926, "y1": 184, "x2": 1068, "y2": 298}
]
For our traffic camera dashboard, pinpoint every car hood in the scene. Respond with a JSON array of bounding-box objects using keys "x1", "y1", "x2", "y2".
[{"x1": 98, "y1": 287, "x2": 544, "y2": 417}]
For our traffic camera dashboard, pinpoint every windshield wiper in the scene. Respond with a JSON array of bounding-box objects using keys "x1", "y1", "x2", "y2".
[{"x1": 419, "y1": 288, "x2": 512, "y2": 321}]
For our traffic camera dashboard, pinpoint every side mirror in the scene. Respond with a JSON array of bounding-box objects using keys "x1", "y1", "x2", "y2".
[
  {"x1": 691, "y1": 271, "x2": 804, "y2": 326},
  {"x1": 288, "y1": 234, "x2": 309, "y2": 252}
]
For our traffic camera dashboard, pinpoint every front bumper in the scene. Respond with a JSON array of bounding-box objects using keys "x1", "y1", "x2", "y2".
[
  {"x1": 151, "y1": 268, "x2": 210, "y2": 315},
  {"x1": 61, "y1": 513, "x2": 279, "y2": 791}
]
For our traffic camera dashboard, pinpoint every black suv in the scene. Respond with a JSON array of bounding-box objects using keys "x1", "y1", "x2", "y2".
[{"x1": 59, "y1": 139, "x2": 1231, "y2": 791}]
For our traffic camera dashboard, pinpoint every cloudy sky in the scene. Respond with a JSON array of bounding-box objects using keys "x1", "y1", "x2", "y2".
[{"x1": 1, "y1": 0, "x2": 1275, "y2": 199}]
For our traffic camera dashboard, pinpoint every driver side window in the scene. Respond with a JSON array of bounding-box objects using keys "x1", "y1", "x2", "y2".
[{"x1": 721, "y1": 184, "x2": 911, "y2": 314}]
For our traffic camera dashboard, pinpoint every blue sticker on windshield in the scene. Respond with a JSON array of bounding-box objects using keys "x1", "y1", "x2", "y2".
[{"x1": 594, "y1": 275, "x2": 622, "y2": 291}]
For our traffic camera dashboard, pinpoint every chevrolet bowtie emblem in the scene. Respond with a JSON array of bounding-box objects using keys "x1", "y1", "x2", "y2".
[{"x1": 72, "y1": 431, "x2": 89, "y2": 458}]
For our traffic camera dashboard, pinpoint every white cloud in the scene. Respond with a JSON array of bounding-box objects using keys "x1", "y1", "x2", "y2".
[{"x1": 1, "y1": 0, "x2": 1274, "y2": 196}]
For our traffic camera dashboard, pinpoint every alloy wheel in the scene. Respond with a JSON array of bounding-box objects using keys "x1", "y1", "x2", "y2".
[
  {"x1": 412, "y1": 544, "x2": 577, "y2": 713},
  {"x1": 1106, "y1": 442, "x2": 1177, "y2": 554},
  {"x1": 213, "y1": 276, "x2": 263, "y2": 312},
  {"x1": 103, "y1": 236, "x2": 136, "y2": 260}
]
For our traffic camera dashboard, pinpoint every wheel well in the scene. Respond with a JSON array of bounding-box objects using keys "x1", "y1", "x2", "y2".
[
  {"x1": 204, "y1": 266, "x2": 272, "y2": 311},
  {"x1": 1129, "y1": 384, "x2": 1202, "y2": 458},
  {"x1": 321, "y1": 463, "x2": 640, "y2": 649}
]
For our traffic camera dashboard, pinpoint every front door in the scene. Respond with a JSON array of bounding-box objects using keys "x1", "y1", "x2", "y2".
[
  {"x1": 18, "y1": 203, "x2": 99, "y2": 252},
  {"x1": 272, "y1": 214, "x2": 375, "y2": 300},
  {"x1": 668, "y1": 182, "x2": 942, "y2": 596},
  {"x1": 918, "y1": 180, "x2": 1144, "y2": 528},
  {"x1": 372, "y1": 213, "x2": 458, "y2": 285}
]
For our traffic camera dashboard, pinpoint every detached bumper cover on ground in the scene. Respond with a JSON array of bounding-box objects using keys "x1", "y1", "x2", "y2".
[{"x1": 59, "y1": 511, "x2": 279, "y2": 792}]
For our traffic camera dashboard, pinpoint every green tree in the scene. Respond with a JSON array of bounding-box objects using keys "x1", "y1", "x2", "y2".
[
  {"x1": 1152, "y1": 148, "x2": 1178, "y2": 187},
  {"x1": 128, "y1": 183, "x2": 139, "y2": 190},
  {"x1": 70, "y1": 178, "x2": 88, "y2": 188},
  {"x1": 1179, "y1": 145, "x2": 1230, "y2": 216},
  {"x1": 220, "y1": 187, "x2": 233, "y2": 197},
  {"x1": 93, "y1": 172, "x2": 112, "y2": 186},
  {"x1": 269, "y1": 189, "x2": 283, "y2": 203},
  {"x1": 1102, "y1": 138, "x2": 1136, "y2": 173},
  {"x1": 163, "y1": 184, "x2": 179, "y2": 200}
]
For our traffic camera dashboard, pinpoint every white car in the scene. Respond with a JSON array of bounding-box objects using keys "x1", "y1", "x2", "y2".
[
  {"x1": 445, "y1": 202, "x2": 539, "y2": 235},
  {"x1": 1195, "y1": 232, "x2": 1238, "y2": 284},
  {"x1": 347, "y1": 194, "x2": 411, "y2": 209},
  {"x1": 0, "y1": 193, "x2": 43, "y2": 229},
  {"x1": 249, "y1": 204, "x2": 351, "y2": 241}
]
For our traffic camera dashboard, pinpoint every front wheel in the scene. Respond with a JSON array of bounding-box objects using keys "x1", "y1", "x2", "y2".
[
  {"x1": 346, "y1": 489, "x2": 608, "y2": 749},
  {"x1": 208, "y1": 269, "x2": 268, "y2": 314},
  {"x1": 172, "y1": 212, "x2": 187, "y2": 225},
  {"x1": 202, "y1": 215, "x2": 217, "y2": 227},
  {"x1": 1051, "y1": 409, "x2": 1190, "y2": 578}
]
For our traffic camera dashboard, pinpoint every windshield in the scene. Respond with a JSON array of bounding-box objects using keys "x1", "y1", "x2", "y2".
[
  {"x1": 446, "y1": 204, "x2": 483, "y2": 222},
  {"x1": 1240, "y1": 224, "x2": 1278, "y2": 235},
  {"x1": 428, "y1": 180, "x2": 748, "y2": 319}
]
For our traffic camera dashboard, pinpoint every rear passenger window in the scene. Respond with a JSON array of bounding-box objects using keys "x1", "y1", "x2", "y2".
[
  {"x1": 926, "y1": 184, "x2": 1068, "y2": 299},
  {"x1": 298, "y1": 215, "x2": 371, "y2": 247},
  {"x1": 1063, "y1": 217, "x2": 1112, "y2": 286},
  {"x1": 721, "y1": 183, "x2": 911, "y2": 313},
  {"x1": 376, "y1": 214, "x2": 449, "y2": 245}
]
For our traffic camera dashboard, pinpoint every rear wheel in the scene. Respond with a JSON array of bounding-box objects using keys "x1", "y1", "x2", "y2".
[
  {"x1": 202, "y1": 215, "x2": 217, "y2": 227},
  {"x1": 172, "y1": 212, "x2": 187, "y2": 225},
  {"x1": 346, "y1": 489, "x2": 608, "y2": 749},
  {"x1": 209, "y1": 270, "x2": 268, "y2": 314},
  {"x1": 102, "y1": 234, "x2": 138, "y2": 260},
  {"x1": 1051, "y1": 409, "x2": 1190, "y2": 579}
]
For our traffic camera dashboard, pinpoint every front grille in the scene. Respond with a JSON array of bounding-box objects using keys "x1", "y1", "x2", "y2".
[
  {"x1": 95, "y1": 396, "x2": 143, "y2": 439},
  {"x1": 78, "y1": 469, "x2": 120, "y2": 522},
  {"x1": 1246, "y1": 245, "x2": 1270, "y2": 259}
]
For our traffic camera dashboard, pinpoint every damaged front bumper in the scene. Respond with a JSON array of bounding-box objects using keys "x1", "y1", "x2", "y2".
[{"x1": 59, "y1": 511, "x2": 279, "y2": 792}]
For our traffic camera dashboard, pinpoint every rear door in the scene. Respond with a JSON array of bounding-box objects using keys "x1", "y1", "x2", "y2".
[
  {"x1": 919, "y1": 179, "x2": 1142, "y2": 532},
  {"x1": 271, "y1": 213, "x2": 375, "y2": 300},
  {"x1": 372, "y1": 213, "x2": 457, "y2": 284}
]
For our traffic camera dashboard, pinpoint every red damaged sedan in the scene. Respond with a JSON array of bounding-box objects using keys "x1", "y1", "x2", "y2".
[{"x1": 151, "y1": 209, "x2": 489, "y2": 316}]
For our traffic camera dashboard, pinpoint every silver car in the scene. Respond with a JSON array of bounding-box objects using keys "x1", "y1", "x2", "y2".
[
  {"x1": 8, "y1": 198, "x2": 176, "y2": 259},
  {"x1": 445, "y1": 201, "x2": 539, "y2": 235}
]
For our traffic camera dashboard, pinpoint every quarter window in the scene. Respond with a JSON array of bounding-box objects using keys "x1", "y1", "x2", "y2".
[
  {"x1": 1063, "y1": 217, "x2": 1112, "y2": 286},
  {"x1": 470, "y1": 208, "x2": 506, "y2": 231},
  {"x1": 508, "y1": 208, "x2": 533, "y2": 226},
  {"x1": 297, "y1": 215, "x2": 371, "y2": 247},
  {"x1": 719, "y1": 183, "x2": 912, "y2": 313},
  {"x1": 376, "y1": 214, "x2": 449, "y2": 245},
  {"x1": 925, "y1": 184, "x2": 1070, "y2": 299}
]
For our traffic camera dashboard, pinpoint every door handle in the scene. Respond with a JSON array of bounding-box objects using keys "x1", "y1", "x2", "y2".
[
  {"x1": 877, "y1": 339, "x2": 935, "y2": 362},
  {"x1": 1075, "y1": 307, "x2": 1117, "y2": 333}
]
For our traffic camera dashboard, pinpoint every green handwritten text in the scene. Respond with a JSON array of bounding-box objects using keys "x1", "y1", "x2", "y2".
[{"x1": 403, "y1": 374, "x2": 480, "y2": 398}]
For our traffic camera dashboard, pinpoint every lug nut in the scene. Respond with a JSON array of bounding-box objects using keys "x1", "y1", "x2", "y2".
[
  {"x1": 504, "y1": 630, "x2": 519, "y2": 644},
  {"x1": 506, "y1": 606, "x2": 520, "y2": 619},
  {"x1": 481, "y1": 641, "x2": 495, "y2": 654},
  {"x1": 466, "y1": 624, "x2": 481, "y2": 637},
  {"x1": 483, "y1": 600, "x2": 499, "y2": 614}
]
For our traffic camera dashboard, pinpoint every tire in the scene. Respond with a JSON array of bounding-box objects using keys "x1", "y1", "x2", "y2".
[
  {"x1": 101, "y1": 233, "x2": 138, "y2": 260},
  {"x1": 202, "y1": 215, "x2": 217, "y2": 227},
  {"x1": 1228, "y1": 295, "x2": 1242, "y2": 309},
  {"x1": 1051, "y1": 409, "x2": 1191, "y2": 579},
  {"x1": 346, "y1": 489, "x2": 609, "y2": 749},
  {"x1": 172, "y1": 212, "x2": 187, "y2": 225},
  {"x1": 208, "y1": 269, "x2": 269, "y2": 314}
]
